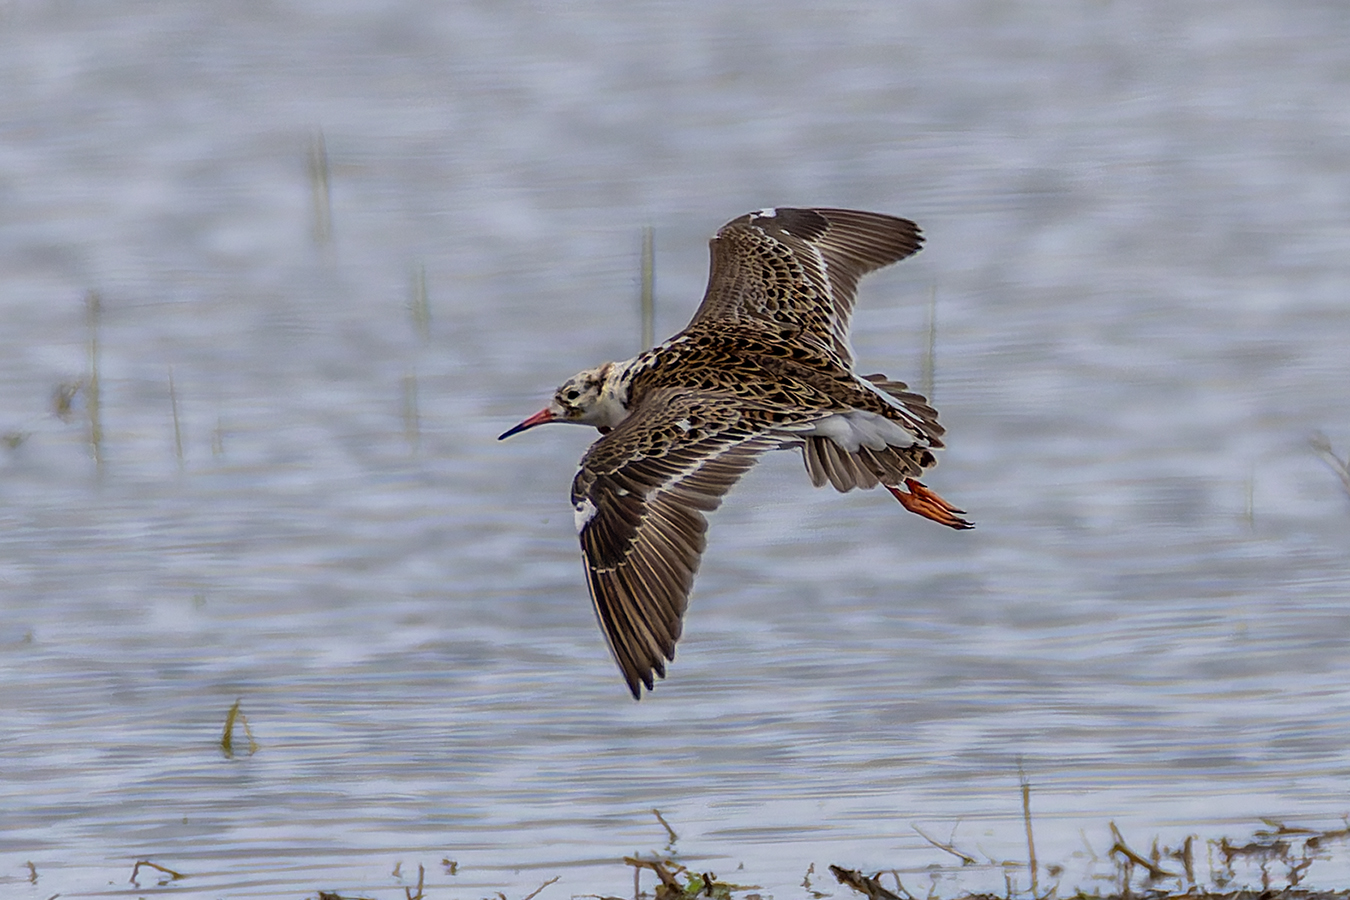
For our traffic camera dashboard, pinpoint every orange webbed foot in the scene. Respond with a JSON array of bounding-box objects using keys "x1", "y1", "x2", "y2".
[{"x1": 886, "y1": 479, "x2": 974, "y2": 530}]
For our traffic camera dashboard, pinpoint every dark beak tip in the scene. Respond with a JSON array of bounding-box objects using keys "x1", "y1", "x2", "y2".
[{"x1": 498, "y1": 407, "x2": 554, "y2": 441}]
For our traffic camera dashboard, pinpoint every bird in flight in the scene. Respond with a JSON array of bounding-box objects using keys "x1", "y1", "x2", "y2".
[{"x1": 500, "y1": 208, "x2": 972, "y2": 698}]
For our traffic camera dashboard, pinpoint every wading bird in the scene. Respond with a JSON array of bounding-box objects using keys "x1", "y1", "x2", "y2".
[{"x1": 500, "y1": 207, "x2": 972, "y2": 698}]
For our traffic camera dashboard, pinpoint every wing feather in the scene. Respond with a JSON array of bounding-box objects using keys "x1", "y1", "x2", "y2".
[
  {"x1": 689, "y1": 207, "x2": 923, "y2": 366},
  {"x1": 572, "y1": 392, "x2": 773, "y2": 698}
]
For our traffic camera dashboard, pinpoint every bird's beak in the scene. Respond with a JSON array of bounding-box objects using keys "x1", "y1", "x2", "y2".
[{"x1": 498, "y1": 407, "x2": 555, "y2": 440}]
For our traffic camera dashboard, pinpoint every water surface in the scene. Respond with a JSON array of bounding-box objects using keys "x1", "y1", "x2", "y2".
[{"x1": 2, "y1": 1, "x2": 1350, "y2": 897}]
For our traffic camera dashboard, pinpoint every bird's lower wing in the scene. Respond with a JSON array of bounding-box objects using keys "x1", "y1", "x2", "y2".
[{"x1": 572, "y1": 391, "x2": 774, "y2": 699}]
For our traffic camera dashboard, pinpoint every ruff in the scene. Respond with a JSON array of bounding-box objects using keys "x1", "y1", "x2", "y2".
[{"x1": 500, "y1": 207, "x2": 972, "y2": 699}]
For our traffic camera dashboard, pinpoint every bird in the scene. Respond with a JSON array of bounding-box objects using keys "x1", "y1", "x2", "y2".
[{"x1": 499, "y1": 207, "x2": 972, "y2": 699}]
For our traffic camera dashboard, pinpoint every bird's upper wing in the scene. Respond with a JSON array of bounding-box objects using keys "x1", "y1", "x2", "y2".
[
  {"x1": 570, "y1": 390, "x2": 775, "y2": 699},
  {"x1": 688, "y1": 207, "x2": 923, "y2": 367}
]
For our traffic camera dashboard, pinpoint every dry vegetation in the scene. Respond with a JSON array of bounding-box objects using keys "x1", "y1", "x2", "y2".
[{"x1": 261, "y1": 812, "x2": 1350, "y2": 900}]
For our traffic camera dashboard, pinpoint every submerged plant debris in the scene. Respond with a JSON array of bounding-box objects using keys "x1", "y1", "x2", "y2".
[
  {"x1": 219, "y1": 698, "x2": 259, "y2": 758},
  {"x1": 300, "y1": 818, "x2": 1350, "y2": 900},
  {"x1": 824, "y1": 818, "x2": 1350, "y2": 900}
]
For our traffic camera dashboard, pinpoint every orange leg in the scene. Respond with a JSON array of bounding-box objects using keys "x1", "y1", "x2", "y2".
[{"x1": 886, "y1": 479, "x2": 974, "y2": 530}]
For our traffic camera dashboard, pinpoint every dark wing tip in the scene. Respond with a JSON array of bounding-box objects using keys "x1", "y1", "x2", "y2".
[
  {"x1": 623, "y1": 662, "x2": 659, "y2": 700},
  {"x1": 583, "y1": 556, "x2": 685, "y2": 702},
  {"x1": 810, "y1": 207, "x2": 924, "y2": 267},
  {"x1": 733, "y1": 207, "x2": 924, "y2": 273}
]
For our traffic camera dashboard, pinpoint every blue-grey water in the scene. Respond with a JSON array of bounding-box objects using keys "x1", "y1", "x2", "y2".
[{"x1": 3, "y1": 2, "x2": 1350, "y2": 898}]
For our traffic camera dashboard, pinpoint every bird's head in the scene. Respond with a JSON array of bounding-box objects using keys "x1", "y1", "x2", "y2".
[{"x1": 498, "y1": 362, "x2": 629, "y2": 439}]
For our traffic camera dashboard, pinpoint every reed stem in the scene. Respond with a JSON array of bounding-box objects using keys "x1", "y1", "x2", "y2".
[
  {"x1": 639, "y1": 226, "x2": 655, "y2": 350},
  {"x1": 169, "y1": 366, "x2": 183, "y2": 469},
  {"x1": 309, "y1": 130, "x2": 332, "y2": 245},
  {"x1": 85, "y1": 290, "x2": 103, "y2": 470}
]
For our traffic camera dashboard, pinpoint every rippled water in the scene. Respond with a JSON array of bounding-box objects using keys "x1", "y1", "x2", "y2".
[{"x1": 3, "y1": 1, "x2": 1350, "y2": 897}]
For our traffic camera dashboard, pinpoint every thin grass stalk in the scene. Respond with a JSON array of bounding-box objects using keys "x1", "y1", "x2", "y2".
[
  {"x1": 308, "y1": 130, "x2": 332, "y2": 245},
  {"x1": 168, "y1": 366, "x2": 183, "y2": 469},
  {"x1": 86, "y1": 290, "x2": 103, "y2": 469},
  {"x1": 639, "y1": 225, "x2": 655, "y2": 350},
  {"x1": 410, "y1": 263, "x2": 430, "y2": 342},
  {"x1": 1244, "y1": 468, "x2": 1255, "y2": 529},
  {"x1": 1310, "y1": 432, "x2": 1350, "y2": 501},
  {"x1": 920, "y1": 282, "x2": 937, "y2": 402},
  {"x1": 403, "y1": 372, "x2": 420, "y2": 453},
  {"x1": 1020, "y1": 763, "x2": 1038, "y2": 893}
]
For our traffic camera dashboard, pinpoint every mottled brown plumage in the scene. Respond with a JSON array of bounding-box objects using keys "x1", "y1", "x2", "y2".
[{"x1": 500, "y1": 208, "x2": 972, "y2": 699}]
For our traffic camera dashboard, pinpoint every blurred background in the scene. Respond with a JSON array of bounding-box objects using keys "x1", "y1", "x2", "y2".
[{"x1": 2, "y1": 1, "x2": 1349, "y2": 898}]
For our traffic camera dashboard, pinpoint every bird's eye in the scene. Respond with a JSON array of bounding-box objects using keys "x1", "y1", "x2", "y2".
[{"x1": 565, "y1": 389, "x2": 580, "y2": 401}]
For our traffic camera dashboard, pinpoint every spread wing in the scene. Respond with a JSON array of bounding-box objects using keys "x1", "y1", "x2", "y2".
[
  {"x1": 688, "y1": 207, "x2": 923, "y2": 367},
  {"x1": 570, "y1": 391, "x2": 774, "y2": 699}
]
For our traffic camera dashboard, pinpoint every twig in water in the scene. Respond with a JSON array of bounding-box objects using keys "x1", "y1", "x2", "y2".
[
  {"x1": 1258, "y1": 817, "x2": 1318, "y2": 837},
  {"x1": 220, "y1": 698, "x2": 259, "y2": 758},
  {"x1": 53, "y1": 380, "x2": 82, "y2": 420},
  {"x1": 886, "y1": 870, "x2": 916, "y2": 900},
  {"x1": 625, "y1": 855, "x2": 686, "y2": 900},
  {"x1": 404, "y1": 863, "x2": 425, "y2": 900},
  {"x1": 1309, "y1": 433, "x2": 1350, "y2": 501},
  {"x1": 1020, "y1": 763, "x2": 1038, "y2": 893},
  {"x1": 520, "y1": 874, "x2": 560, "y2": 900},
  {"x1": 1213, "y1": 818, "x2": 1350, "y2": 890},
  {"x1": 829, "y1": 865, "x2": 904, "y2": 900},
  {"x1": 1109, "y1": 822, "x2": 1174, "y2": 881},
  {"x1": 130, "y1": 860, "x2": 184, "y2": 886},
  {"x1": 912, "y1": 825, "x2": 976, "y2": 865},
  {"x1": 1166, "y1": 834, "x2": 1195, "y2": 888},
  {"x1": 1079, "y1": 829, "x2": 1100, "y2": 862},
  {"x1": 652, "y1": 807, "x2": 678, "y2": 845},
  {"x1": 1304, "y1": 818, "x2": 1350, "y2": 853},
  {"x1": 802, "y1": 863, "x2": 829, "y2": 899}
]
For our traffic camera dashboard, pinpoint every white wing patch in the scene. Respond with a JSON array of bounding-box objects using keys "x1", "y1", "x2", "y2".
[
  {"x1": 574, "y1": 498, "x2": 599, "y2": 532},
  {"x1": 798, "y1": 410, "x2": 918, "y2": 452}
]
